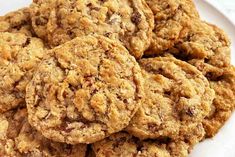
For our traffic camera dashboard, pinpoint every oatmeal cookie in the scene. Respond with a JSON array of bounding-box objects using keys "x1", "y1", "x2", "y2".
[
  {"x1": 0, "y1": 8, "x2": 34, "y2": 36},
  {"x1": 189, "y1": 60, "x2": 235, "y2": 137},
  {"x1": 26, "y1": 35, "x2": 144, "y2": 144},
  {"x1": 126, "y1": 57, "x2": 215, "y2": 143},
  {"x1": 165, "y1": 21, "x2": 233, "y2": 137},
  {"x1": 30, "y1": 0, "x2": 154, "y2": 58},
  {"x1": 145, "y1": 0, "x2": 199, "y2": 54},
  {"x1": 170, "y1": 21, "x2": 231, "y2": 67},
  {"x1": 0, "y1": 32, "x2": 45, "y2": 113},
  {"x1": 92, "y1": 132, "x2": 189, "y2": 157},
  {"x1": 0, "y1": 108, "x2": 87, "y2": 157}
]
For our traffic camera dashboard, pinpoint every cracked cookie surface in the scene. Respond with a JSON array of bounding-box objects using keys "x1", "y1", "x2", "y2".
[
  {"x1": 0, "y1": 8, "x2": 34, "y2": 36},
  {"x1": 165, "y1": 20, "x2": 233, "y2": 137},
  {"x1": 92, "y1": 132, "x2": 189, "y2": 157},
  {"x1": 0, "y1": 32, "x2": 45, "y2": 113},
  {"x1": 30, "y1": 0, "x2": 154, "y2": 58},
  {"x1": 145, "y1": 0, "x2": 199, "y2": 54},
  {"x1": 189, "y1": 61, "x2": 235, "y2": 137},
  {"x1": 126, "y1": 57, "x2": 215, "y2": 144},
  {"x1": 0, "y1": 108, "x2": 87, "y2": 157},
  {"x1": 26, "y1": 35, "x2": 144, "y2": 144},
  {"x1": 169, "y1": 21, "x2": 231, "y2": 67}
]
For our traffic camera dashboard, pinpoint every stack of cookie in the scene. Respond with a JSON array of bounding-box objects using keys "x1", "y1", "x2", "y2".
[{"x1": 0, "y1": 0, "x2": 234, "y2": 156}]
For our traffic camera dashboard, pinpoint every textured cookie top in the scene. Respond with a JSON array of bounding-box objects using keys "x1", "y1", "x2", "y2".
[
  {"x1": 0, "y1": 8, "x2": 34, "y2": 36},
  {"x1": 92, "y1": 132, "x2": 189, "y2": 157},
  {"x1": 0, "y1": 32, "x2": 45, "y2": 113},
  {"x1": 174, "y1": 21, "x2": 231, "y2": 67},
  {"x1": 0, "y1": 108, "x2": 87, "y2": 157},
  {"x1": 204, "y1": 66, "x2": 235, "y2": 137},
  {"x1": 190, "y1": 61, "x2": 235, "y2": 137},
  {"x1": 145, "y1": 0, "x2": 199, "y2": 54},
  {"x1": 126, "y1": 57, "x2": 215, "y2": 143},
  {"x1": 30, "y1": 0, "x2": 154, "y2": 58},
  {"x1": 26, "y1": 35, "x2": 144, "y2": 144},
  {"x1": 170, "y1": 21, "x2": 232, "y2": 137}
]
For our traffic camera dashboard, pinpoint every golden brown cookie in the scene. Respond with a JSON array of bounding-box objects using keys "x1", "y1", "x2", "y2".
[
  {"x1": 170, "y1": 21, "x2": 231, "y2": 67},
  {"x1": 126, "y1": 57, "x2": 215, "y2": 144},
  {"x1": 0, "y1": 32, "x2": 45, "y2": 113},
  {"x1": 30, "y1": 0, "x2": 154, "y2": 58},
  {"x1": 189, "y1": 60, "x2": 235, "y2": 137},
  {"x1": 164, "y1": 20, "x2": 233, "y2": 137},
  {"x1": 0, "y1": 108, "x2": 87, "y2": 157},
  {"x1": 145, "y1": 0, "x2": 199, "y2": 54},
  {"x1": 92, "y1": 132, "x2": 189, "y2": 157},
  {"x1": 0, "y1": 8, "x2": 34, "y2": 36},
  {"x1": 26, "y1": 35, "x2": 144, "y2": 144}
]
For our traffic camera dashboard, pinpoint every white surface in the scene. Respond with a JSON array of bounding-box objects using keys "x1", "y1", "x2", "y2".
[
  {"x1": 0, "y1": 1, "x2": 31, "y2": 15},
  {"x1": 213, "y1": 0, "x2": 235, "y2": 22},
  {"x1": 190, "y1": 1, "x2": 235, "y2": 157},
  {"x1": 0, "y1": 0, "x2": 235, "y2": 157}
]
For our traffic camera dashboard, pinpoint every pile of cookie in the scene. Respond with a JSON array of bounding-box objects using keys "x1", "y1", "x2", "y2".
[{"x1": 0, "y1": 0, "x2": 234, "y2": 156}]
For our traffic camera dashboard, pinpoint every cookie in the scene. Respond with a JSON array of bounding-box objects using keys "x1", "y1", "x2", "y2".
[
  {"x1": 0, "y1": 8, "x2": 34, "y2": 36},
  {"x1": 92, "y1": 132, "x2": 189, "y2": 157},
  {"x1": 189, "y1": 60, "x2": 235, "y2": 137},
  {"x1": 126, "y1": 57, "x2": 215, "y2": 144},
  {"x1": 164, "y1": 20, "x2": 233, "y2": 137},
  {"x1": 145, "y1": 0, "x2": 199, "y2": 54},
  {"x1": 30, "y1": 0, "x2": 154, "y2": 58},
  {"x1": 170, "y1": 21, "x2": 231, "y2": 67},
  {"x1": 26, "y1": 35, "x2": 144, "y2": 144},
  {"x1": 0, "y1": 32, "x2": 45, "y2": 113},
  {"x1": 0, "y1": 108, "x2": 87, "y2": 157}
]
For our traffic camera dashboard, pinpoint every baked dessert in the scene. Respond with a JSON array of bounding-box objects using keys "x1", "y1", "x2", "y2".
[
  {"x1": 26, "y1": 35, "x2": 144, "y2": 144},
  {"x1": 165, "y1": 20, "x2": 234, "y2": 137},
  {"x1": 169, "y1": 21, "x2": 231, "y2": 66},
  {"x1": 0, "y1": 32, "x2": 45, "y2": 113},
  {"x1": 92, "y1": 132, "x2": 189, "y2": 157},
  {"x1": 30, "y1": 0, "x2": 154, "y2": 58},
  {"x1": 126, "y1": 57, "x2": 215, "y2": 144},
  {"x1": 0, "y1": 8, "x2": 34, "y2": 36},
  {"x1": 145, "y1": 0, "x2": 199, "y2": 54},
  {"x1": 189, "y1": 60, "x2": 235, "y2": 137},
  {"x1": 0, "y1": 108, "x2": 87, "y2": 157}
]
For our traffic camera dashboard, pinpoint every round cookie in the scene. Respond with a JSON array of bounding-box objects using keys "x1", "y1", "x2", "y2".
[
  {"x1": 26, "y1": 35, "x2": 144, "y2": 144},
  {"x1": 0, "y1": 8, "x2": 34, "y2": 36},
  {"x1": 0, "y1": 32, "x2": 45, "y2": 113},
  {"x1": 170, "y1": 21, "x2": 231, "y2": 67},
  {"x1": 92, "y1": 132, "x2": 189, "y2": 157},
  {"x1": 145, "y1": 0, "x2": 199, "y2": 54},
  {"x1": 166, "y1": 21, "x2": 233, "y2": 137},
  {"x1": 189, "y1": 60, "x2": 235, "y2": 137},
  {"x1": 126, "y1": 57, "x2": 215, "y2": 143},
  {"x1": 0, "y1": 108, "x2": 87, "y2": 157},
  {"x1": 30, "y1": 0, "x2": 154, "y2": 58}
]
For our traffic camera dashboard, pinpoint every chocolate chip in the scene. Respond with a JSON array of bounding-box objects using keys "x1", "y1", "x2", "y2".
[
  {"x1": 87, "y1": 3, "x2": 92, "y2": 8},
  {"x1": 131, "y1": 12, "x2": 141, "y2": 25},
  {"x1": 22, "y1": 37, "x2": 31, "y2": 48},
  {"x1": 60, "y1": 121, "x2": 73, "y2": 133},
  {"x1": 104, "y1": 32, "x2": 111, "y2": 37},
  {"x1": 148, "y1": 123, "x2": 158, "y2": 131}
]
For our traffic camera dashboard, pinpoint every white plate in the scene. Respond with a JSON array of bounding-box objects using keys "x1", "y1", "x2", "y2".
[
  {"x1": 0, "y1": 0, "x2": 234, "y2": 156},
  {"x1": 190, "y1": 1, "x2": 235, "y2": 157}
]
